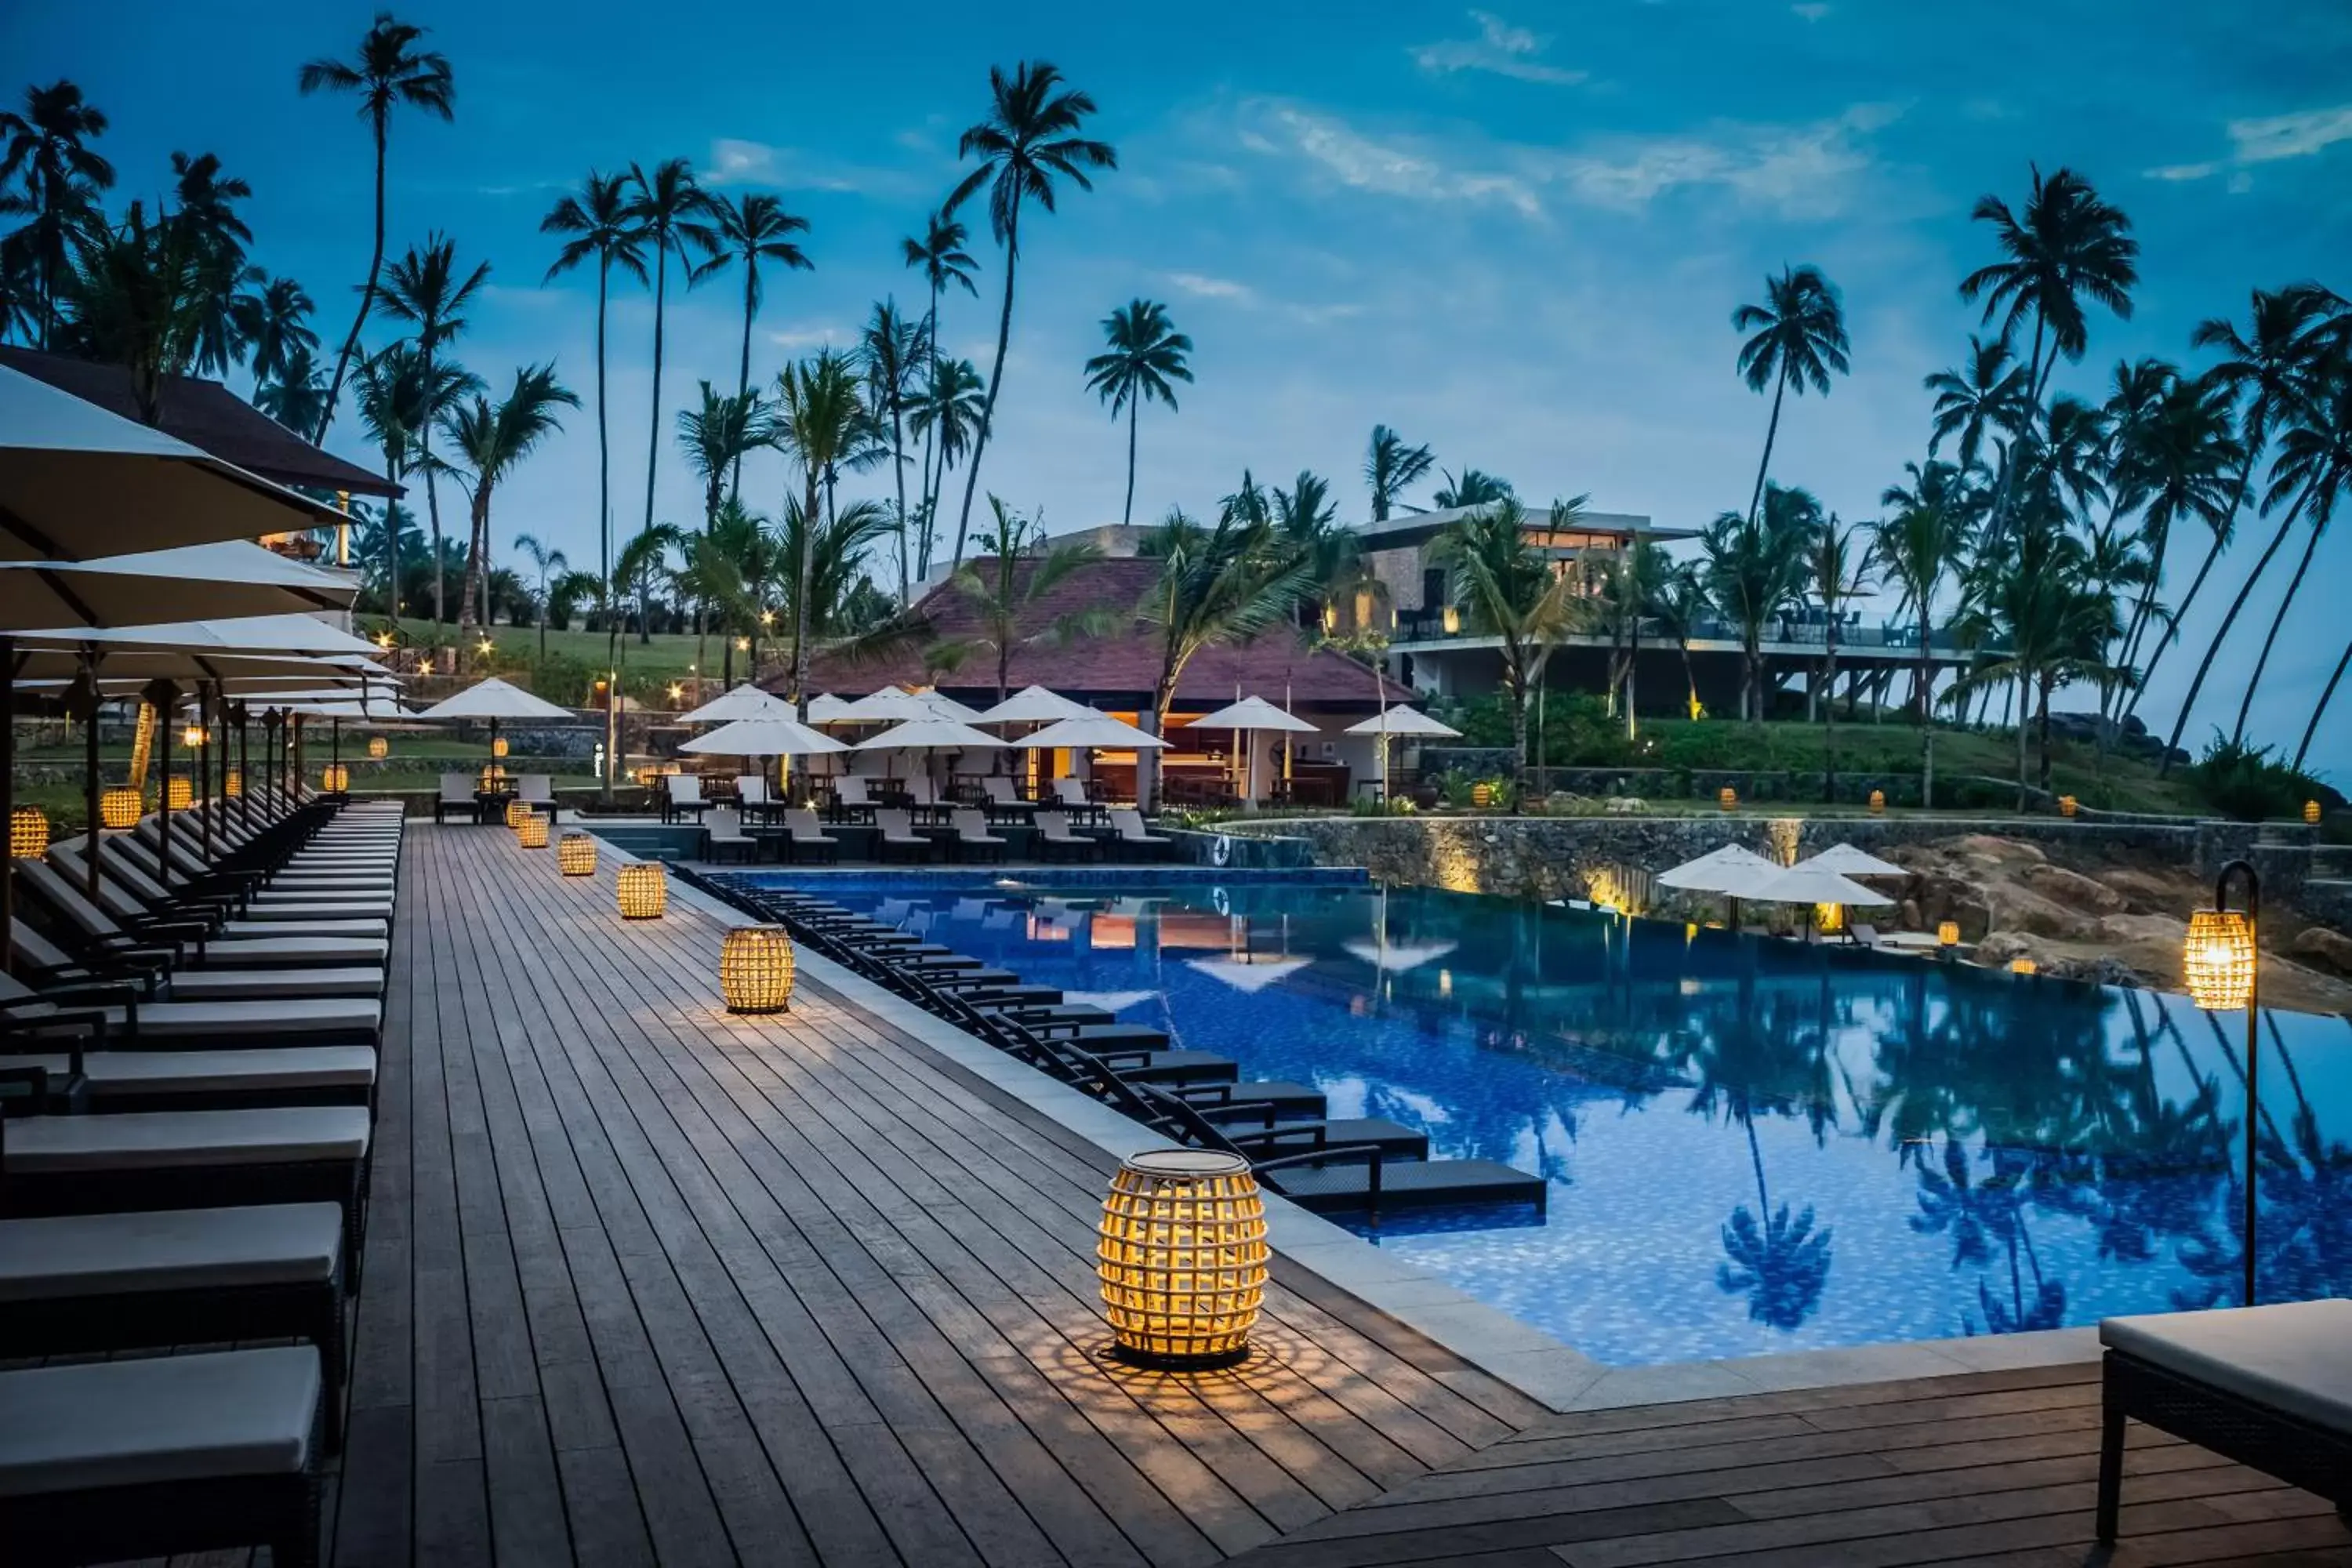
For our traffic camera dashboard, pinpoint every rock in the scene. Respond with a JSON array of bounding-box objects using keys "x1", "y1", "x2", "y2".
[
  {"x1": 2291, "y1": 925, "x2": 2352, "y2": 977},
  {"x1": 1976, "y1": 931, "x2": 2038, "y2": 964},
  {"x1": 2048, "y1": 955, "x2": 2151, "y2": 989},
  {"x1": 2021, "y1": 863, "x2": 2128, "y2": 914},
  {"x1": 1955, "y1": 833, "x2": 2046, "y2": 865},
  {"x1": 1999, "y1": 902, "x2": 2102, "y2": 941},
  {"x1": 2100, "y1": 913, "x2": 2187, "y2": 946}
]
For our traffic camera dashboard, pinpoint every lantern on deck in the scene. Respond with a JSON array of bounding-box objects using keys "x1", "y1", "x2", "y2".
[
  {"x1": 720, "y1": 925, "x2": 796, "y2": 1013},
  {"x1": 2306, "y1": 799, "x2": 2324, "y2": 826},
  {"x1": 2183, "y1": 908, "x2": 2256, "y2": 1011},
  {"x1": 558, "y1": 832, "x2": 597, "y2": 877},
  {"x1": 1097, "y1": 1149, "x2": 1269, "y2": 1370},
  {"x1": 10, "y1": 807, "x2": 49, "y2": 858},
  {"x1": 517, "y1": 814, "x2": 549, "y2": 848},
  {"x1": 166, "y1": 777, "x2": 194, "y2": 811},
  {"x1": 617, "y1": 862, "x2": 666, "y2": 920},
  {"x1": 100, "y1": 787, "x2": 141, "y2": 829},
  {"x1": 321, "y1": 765, "x2": 348, "y2": 793},
  {"x1": 1719, "y1": 787, "x2": 1738, "y2": 813},
  {"x1": 224, "y1": 769, "x2": 242, "y2": 799},
  {"x1": 368, "y1": 736, "x2": 390, "y2": 760},
  {"x1": 492, "y1": 736, "x2": 510, "y2": 759},
  {"x1": 479, "y1": 764, "x2": 508, "y2": 791},
  {"x1": 1868, "y1": 789, "x2": 1885, "y2": 815},
  {"x1": 2059, "y1": 795, "x2": 2078, "y2": 818},
  {"x1": 1937, "y1": 920, "x2": 1961, "y2": 948},
  {"x1": 504, "y1": 798, "x2": 532, "y2": 829}
]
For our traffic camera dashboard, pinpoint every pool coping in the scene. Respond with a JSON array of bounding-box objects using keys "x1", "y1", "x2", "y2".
[{"x1": 657, "y1": 851, "x2": 2100, "y2": 1414}]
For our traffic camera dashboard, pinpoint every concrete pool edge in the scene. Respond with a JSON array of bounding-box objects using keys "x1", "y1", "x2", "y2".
[{"x1": 662, "y1": 862, "x2": 2100, "y2": 1415}]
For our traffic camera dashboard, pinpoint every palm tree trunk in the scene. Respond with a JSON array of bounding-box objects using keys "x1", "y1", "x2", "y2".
[
  {"x1": 1123, "y1": 397, "x2": 1139, "y2": 527},
  {"x1": 2127, "y1": 529, "x2": 2227, "y2": 722},
  {"x1": 790, "y1": 470, "x2": 821, "y2": 720},
  {"x1": 643, "y1": 241, "x2": 670, "y2": 543},
  {"x1": 1679, "y1": 638, "x2": 1697, "y2": 720},
  {"x1": 383, "y1": 463, "x2": 401, "y2": 629},
  {"x1": 314, "y1": 117, "x2": 387, "y2": 445},
  {"x1": 1918, "y1": 624, "x2": 1935, "y2": 810},
  {"x1": 2228, "y1": 514, "x2": 2323, "y2": 746},
  {"x1": 731, "y1": 264, "x2": 754, "y2": 505},
  {"x1": 1823, "y1": 629, "x2": 1838, "y2": 802},
  {"x1": 1744, "y1": 368, "x2": 1788, "y2": 527},
  {"x1": 2016, "y1": 695, "x2": 2030, "y2": 811},
  {"x1": 2162, "y1": 495, "x2": 2307, "y2": 773},
  {"x1": 1508, "y1": 657, "x2": 1531, "y2": 790},
  {"x1": 890, "y1": 387, "x2": 911, "y2": 606},
  {"x1": 459, "y1": 492, "x2": 489, "y2": 637},
  {"x1": 2037, "y1": 677, "x2": 2054, "y2": 792},
  {"x1": 421, "y1": 339, "x2": 445, "y2": 629},
  {"x1": 2293, "y1": 633, "x2": 2351, "y2": 771},
  {"x1": 952, "y1": 205, "x2": 1019, "y2": 573}
]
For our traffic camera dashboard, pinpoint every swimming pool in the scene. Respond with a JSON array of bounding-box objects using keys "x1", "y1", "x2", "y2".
[{"x1": 734, "y1": 871, "x2": 2352, "y2": 1367}]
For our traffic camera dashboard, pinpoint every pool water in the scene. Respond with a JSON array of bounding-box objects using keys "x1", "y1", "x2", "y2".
[{"x1": 741, "y1": 873, "x2": 2352, "y2": 1367}]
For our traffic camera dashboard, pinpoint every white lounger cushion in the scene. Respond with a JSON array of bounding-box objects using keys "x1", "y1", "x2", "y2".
[
  {"x1": 0, "y1": 1203, "x2": 342, "y2": 1301},
  {"x1": 0, "y1": 1346, "x2": 320, "y2": 1496},
  {"x1": 236, "y1": 901, "x2": 394, "y2": 921},
  {"x1": 194, "y1": 937, "x2": 389, "y2": 967},
  {"x1": 2, "y1": 1107, "x2": 372, "y2": 1172},
  {"x1": 220, "y1": 918, "x2": 387, "y2": 940},
  {"x1": 1, "y1": 1046, "x2": 376, "y2": 1096},
  {"x1": 95, "y1": 997, "x2": 381, "y2": 1039},
  {"x1": 169, "y1": 967, "x2": 384, "y2": 1000},
  {"x1": 2101, "y1": 1299, "x2": 2352, "y2": 1437}
]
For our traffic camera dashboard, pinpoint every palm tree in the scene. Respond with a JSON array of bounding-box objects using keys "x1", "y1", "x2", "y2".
[
  {"x1": 770, "y1": 350, "x2": 869, "y2": 717},
  {"x1": 56, "y1": 200, "x2": 210, "y2": 424},
  {"x1": 1701, "y1": 485, "x2": 1819, "y2": 721},
  {"x1": 1925, "y1": 334, "x2": 2032, "y2": 474},
  {"x1": 297, "y1": 13, "x2": 456, "y2": 441},
  {"x1": 2230, "y1": 366, "x2": 2352, "y2": 750},
  {"x1": 438, "y1": 363, "x2": 578, "y2": 637},
  {"x1": 1432, "y1": 468, "x2": 1512, "y2": 510},
  {"x1": 1872, "y1": 459, "x2": 1976, "y2": 804},
  {"x1": 1364, "y1": 425, "x2": 1436, "y2": 521},
  {"x1": 1953, "y1": 524, "x2": 2114, "y2": 802},
  {"x1": 1652, "y1": 562, "x2": 1709, "y2": 721},
  {"x1": 942, "y1": 498, "x2": 1112, "y2": 702},
  {"x1": 165, "y1": 151, "x2": 254, "y2": 378},
  {"x1": 512, "y1": 532, "x2": 568, "y2": 660},
  {"x1": 858, "y1": 300, "x2": 924, "y2": 602},
  {"x1": 1808, "y1": 517, "x2": 1870, "y2": 797},
  {"x1": 1732, "y1": 264, "x2": 1850, "y2": 526},
  {"x1": 376, "y1": 233, "x2": 489, "y2": 628},
  {"x1": 675, "y1": 380, "x2": 764, "y2": 676},
  {"x1": 228, "y1": 274, "x2": 317, "y2": 399},
  {"x1": 613, "y1": 523, "x2": 682, "y2": 647},
  {"x1": 906, "y1": 355, "x2": 985, "y2": 584},
  {"x1": 1081, "y1": 299, "x2": 1192, "y2": 526},
  {"x1": 353, "y1": 341, "x2": 426, "y2": 619},
  {"x1": 942, "y1": 60, "x2": 1118, "y2": 572},
  {"x1": 0, "y1": 80, "x2": 114, "y2": 349},
  {"x1": 1592, "y1": 535, "x2": 1667, "y2": 738},
  {"x1": 623, "y1": 158, "x2": 718, "y2": 547},
  {"x1": 1135, "y1": 508, "x2": 1312, "y2": 808},
  {"x1": 1429, "y1": 498, "x2": 1592, "y2": 784},
  {"x1": 697, "y1": 191, "x2": 813, "y2": 500},
  {"x1": 2110, "y1": 369, "x2": 2241, "y2": 709},
  {"x1": 902, "y1": 210, "x2": 978, "y2": 560},
  {"x1": 253, "y1": 344, "x2": 330, "y2": 437}
]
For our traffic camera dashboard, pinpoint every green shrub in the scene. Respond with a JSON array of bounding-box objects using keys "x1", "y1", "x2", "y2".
[{"x1": 2187, "y1": 735, "x2": 2332, "y2": 822}]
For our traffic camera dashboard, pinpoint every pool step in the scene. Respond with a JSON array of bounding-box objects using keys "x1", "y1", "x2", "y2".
[{"x1": 1267, "y1": 1158, "x2": 1548, "y2": 1214}]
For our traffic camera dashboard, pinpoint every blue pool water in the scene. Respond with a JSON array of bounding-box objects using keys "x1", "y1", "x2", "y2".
[{"x1": 735, "y1": 872, "x2": 2352, "y2": 1367}]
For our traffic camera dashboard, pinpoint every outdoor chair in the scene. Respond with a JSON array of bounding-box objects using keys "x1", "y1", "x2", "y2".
[
  {"x1": 832, "y1": 775, "x2": 876, "y2": 821},
  {"x1": 735, "y1": 775, "x2": 775, "y2": 824},
  {"x1": 662, "y1": 774, "x2": 711, "y2": 824},
  {"x1": 874, "y1": 808, "x2": 933, "y2": 864},
  {"x1": 9, "y1": 920, "x2": 383, "y2": 1007},
  {"x1": 1108, "y1": 809, "x2": 1175, "y2": 859},
  {"x1": 517, "y1": 775, "x2": 554, "y2": 817},
  {"x1": 781, "y1": 808, "x2": 840, "y2": 865},
  {"x1": 948, "y1": 808, "x2": 1007, "y2": 864},
  {"x1": 51, "y1": 843, "x2": 390, "y2": 942},
  {"x1": 0, "y1": 1347, "x2": 328, "y2": 1567},
  {"x1": 13, "y1": 858, "x2": 389, "y2": 972},
  {"x1": 981, "y1": 776, "x2": 1037, "y2": 823},
  {"x1": 0, "y1": 970, "x2": 383, "y2": 1047},
  {"x1": 107, "y1": 834, "x2": 394, "y2": 921},
  {"x1": 2, "y1": 1037, "x2": 379, "y2": 1115},
  {"x1": 702, "y1": 808, "x2": 757, "y2": 866},
  {"x1": 433, "y1": 772, "x2": 472, "y2": 825},
  {"x1": 2096, "y1": 1300, "x2": 2352, "y2": 1542},
  {"x1": 1033, "y1": 811, "x2": 1098, "y2": 862}
]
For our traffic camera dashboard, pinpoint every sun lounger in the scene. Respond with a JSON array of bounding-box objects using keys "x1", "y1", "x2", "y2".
[
  {"x1": 833, "y1": 775, "x2": 876, "y2": 818},
  {"x1": 2096, "y1": 1299, "x2": 2352, "y2": 1541},
  {"x1": 107, "y1": 838, "x2": 394, "y2": 919},
  {"x1": 0, "y1": 1347, "x2": 327, "y2": 1566},
  {"x1": 1108, "y1": 808, "x2": 1174, "y2": 858},
  {"x1": 662, "y1": 773, "x2": 710, "y2": 824},
  {"x1": 949, "y1": 808, "x2": 1007, "y2": 863},
  {"x1": 980, "y1": 776, "x2": 1036, "y2": 822},
  {"x1": 735, "y1": 775, "x2": 775, "y2": 824},
  {"x1": 3, "y1": 1044, "x2": 377, "y2": 1113},
  {"x1": 16, "y1": 858, "x2": 388, "y2": 971},
  {"x1": 780, "y1": 808, "x2": 840, "y2": 864},
  {"x1": 875, "y1": 808, "x2": 932, "y2": 863},
  {"x1": 1033, "y1": 811, "x2": 1098, "y2": 862},
  {"x1": 49, "y1": 844, "x2": 390, "y2": 939},
  {"x1": 0, "y1": 971, "x2": 382, "y2": 1046}
]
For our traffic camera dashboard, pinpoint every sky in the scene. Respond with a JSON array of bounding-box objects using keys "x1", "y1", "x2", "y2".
[{"x1": 9, "y1": 0, "x2": 2352, "y2": 778}]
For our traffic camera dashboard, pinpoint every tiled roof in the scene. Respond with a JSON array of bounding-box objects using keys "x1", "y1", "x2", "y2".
[{"x1": 800, "y1": 555, "x2": 1410, "y2": 708}]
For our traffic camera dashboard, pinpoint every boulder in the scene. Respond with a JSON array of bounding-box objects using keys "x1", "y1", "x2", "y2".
[
  {"x1": 2048, "y1": 955, "x2": 2151, "y2": 989},
  {"x1": 2021, "y1": 862, "x2": 2128, "y2": 915},
  {"x1": 2290, "y1": 925, "x2": 2352, "y2": 977}
]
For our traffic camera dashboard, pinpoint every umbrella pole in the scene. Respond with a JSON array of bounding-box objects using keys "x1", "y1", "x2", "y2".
[
  {"x1": 201, "y1": 684, "x2": 215, "y2": 862},
  {"x1": 82, "y1": 648, "x2": 101, "y2": 901},
  {"x1": 238, "y1": 708, "x2": 250, "y2": 830},
  {"x1": 332, "y1": 716, "x2": 342, "y2": 794},
  {"x1": 0, "y1": 637, "x2": 13, "y2": 967},
  {"x1": 158, "y1": 691, "x2": 174, "y2": 878}
]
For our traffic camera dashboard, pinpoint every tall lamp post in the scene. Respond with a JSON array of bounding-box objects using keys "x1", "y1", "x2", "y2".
[{"x1": 2183, "y1": 858, "x2": 2261, "y2": 1306}]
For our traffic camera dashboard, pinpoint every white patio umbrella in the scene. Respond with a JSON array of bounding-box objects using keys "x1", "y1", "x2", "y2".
[
  {"x1": 1185, "y1": 695, "x2": 1317, "y2": 804},
  {"x1": 676, "y1": 682, "x2": 792, "y2": 725},
  {"x1": 1015, "y1": 714, "x2": 1165, "y2": 751},
  {"x1": 804, "y1": 692, "x2": 859, "y2": 724},
  {"x1": 19, "y1": 613, "x2": 383, "y2": 659},
  {"x1": 679, "y1": 715, "x2": 846, "y2": 757},
  {"x1": 1741, "y1": 862, "x2": 1896, "y2": 940},
  {"x1": 1656, "y1": 843, "x2": 1783, "y2": 892},
  {"x1": 834, "y1": 686, "x2": 937, "y2": 723},
  {"x1": 0, "y1": 365, "x2": 347, "y2": 562},
  {"x1": 977, "y1": 685, "x2": 1097, "y2": 725},
  {"x1": 1794, "y1": 842, "x2": 1909, "y2": 879},
  {"x1": 856, "y1": 716, "x2": 1007, "y2": 787},
  {"x1": 413, "y1": 675, "x2": 575, "y2": 760},
  {"x1": 1345, "y1": 706, "x2": 1461, "y2": 801},
  {"x1": 0, "y1": 541, "x2": 355, "y2": 629}
]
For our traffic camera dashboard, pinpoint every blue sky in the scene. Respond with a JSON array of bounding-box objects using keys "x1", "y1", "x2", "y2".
[{"x1": 9, "y1": 0, "x2": 2351, "y2": 776}]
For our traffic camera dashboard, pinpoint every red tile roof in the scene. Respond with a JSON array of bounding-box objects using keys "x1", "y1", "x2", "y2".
[{"x1": 799, "y1": 555, "x2": 1411, "y2": 709}]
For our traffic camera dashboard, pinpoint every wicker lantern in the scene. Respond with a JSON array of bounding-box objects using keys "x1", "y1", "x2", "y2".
[
  {"x1": 1937, "y1": 920, "x2": 1961, "y2": 948},
  {"x1": 99, "y1": 786, "x2": 142, "y2": 829},
  {"x1": 166, "y1": 777, "x2": 194, "y2": 811},
  {"x1": 9, "y1": 806, "x2": 48, "y2": 858},
  {"x1": 2183, "y1": 908, "x2": 2256, "y2": 1011},
  {"x1": 1868, "y1": 789, "x2": 1885, "y2": 815},
  {"x1": 224, "y1": 768, "x2": 242, "y2": 799},
  {"x1": 2307, "y1": 799, "x2": 2324, "y2": 826},
  {"x1": 1442, "y1": 605, "x2": 1461, "y2": 634},
  {"x1": 1719, "y1": 786, "x2": 1738, "y2": 813},
  {"x1": 368, "y1": 736, "x2": 390, "y2": 760},
  {"x1": 492, "y1": 735, "x2": 510, "y2": 759},
  {"x1": 479, "y1": 764, "x2": 508, "y2": 790},
  {"x1": 1470, "y1": 782, "x2": 1494, "y2": 808},
  {"x1": 617, "y1": 862, "x2": 667, "y2": 920},
  {"x1": 2059, "y1": 795, "x2": 2078, "y2": 818},
  {"x1": 180, "y1": 724, "x2": 205, "y2": 750},
  {"x1": 558, "y1": 832, "x2": 597, "y2": 877},
  {"x1": 504, "y1": 798, "x2": 532, "y2": 829},
  {"x1": 517, "y1": 814, "x2": 549, "y2": 849},
  {"x1": 2009, "y1": 957, "x2": 2037, "y2": 975},
  {"x1": 321, "y1": 764, "x2": 348, "y2": 793},
  {"x1": 1097, "y1": 1149, "x2": 1269, "y2": 1370},
  {"x1": 720, "y1": 925, "x2": 796, "y2": 1013}
]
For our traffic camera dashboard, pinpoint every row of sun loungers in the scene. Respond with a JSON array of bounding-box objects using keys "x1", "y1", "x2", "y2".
[
  {"x1": 0, "y1": 789, "x2": 402, "y2": 1566},
  {"x1": 699, "y1": 805, "x2": 1175, "y2": 866},
  {"x1": 705, "y1": 880, "x2": 1547, "y2": 1218}
]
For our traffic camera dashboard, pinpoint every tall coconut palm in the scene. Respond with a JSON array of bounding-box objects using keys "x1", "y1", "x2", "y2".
[
  {"x1": 613, "y1": 522, "x2": 682, "y2": 647},
  {"x1": 1702, "y1": 484, "x2": 1820, "y2": 721},
  {"x1": 1953, "y1": 523, "x2": 2114, "y2": 802},
  {"x1": 941, "y1": 498, "x2": 1112, "y2": 702},
  {"x1": 376, "y1": 233, "x2": 488, "y2": 627},
  {"x1": 1733, "y1": 266, "x2": 1849, "y2": 526},
  {"x1": 858, "y1": 300, "x2": 924, "y2": 602},
  {"x1": 623, "y1": 158, "x2": 717, "y2": 546},
  {"x1": 511, "y1": 532, "x2": 568, "y2": 660},
  {"x1": 228, "y1": 274, "x2": 316, "y2": 399},
  {"x1": 1807, "y1": 517, "x2": 1870, "y2": 796},
  {"x1": 1082, "y1": 299, "x2": 1192, "y2": 527},
  {"x1": 0, "y1": 79, "x2": 114, "y2": 349},
  {"x1": 165, "y1": 151, "x2": 255, "y2": 378},
  {"x1": 1925, "y1": 333, "x2": 2032, "y2": 474},
  {"x1": 675, "y1": 380, "x2": 764, "y2": 676},
  {"x1": 253, "y1": 345, "x2": 331, "y2": 441},
  {"x1": 353, "y1": 341, "x2": 429, "y2": 619},
  {"x1": 297, "y1": 13, "x2": 456, "y2": 441},
  {"x1": 1652, "y1": 563, "x2": 1709, "y2": 721},
  {"x1": 1364, "y1": 424, "x2": 1435, "y2": 521},
  {"x1": 438, "y1": 363, "x2": 578, "y2": 637},
  {"x1": 56, "y1": 200, "x2": 211, "y2": 424},
  {"x1": 697, "y1": 191, "x2": 813, "y2": 500},
  {"x1": 2228, "y1": 364, "x2": 2352, "y2": 749},
  {"x1": 901, "y1": 211, "x2": 978, "y2": 557},
  {"x1": 770, "y1": 350, "x2": 869, "y2": 717},
  {"x1": 1432, "y1": 468, "x2": 1513, "y2": 510},
  {"x1": 2110, "y1": 369, "x2": 2241, "y2": 709},
  {"x1": 906, "y1": 354, "x2": 984, "y2": 583},
  {"x1": 1430, "y1": 497, "x2": 1592, "y2": 784},
  {"x1": 942, "y1": 61, "x2": 1117, "y2": 572},
  {"x1": 1872, "y1": 460, "x2": 1976, "y2": 804}
]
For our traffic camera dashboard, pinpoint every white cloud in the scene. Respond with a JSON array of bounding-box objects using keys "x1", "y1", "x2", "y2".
[
  {"x1": 1410, "y1": 11, "x2": 1588, "y2": 85},
  {"x1": 1254, "y1": 106, "x2": 1544, "y2": 216},
  {"x1": 2143, "y1": 103, "x2": 2352, "y2": 184},
  {"x1": 767, "y1": 321, "x2": 848, "y2": 350},
  {"x1": 1791, "y1": 2, "x2": 1831, "y2": 18},
  {"x1": 1165, "y1": 272, "x2": 1258, "y2": 303},
  {"x1": 701, "y1": 138, "x2": 862, "y2": 191}
]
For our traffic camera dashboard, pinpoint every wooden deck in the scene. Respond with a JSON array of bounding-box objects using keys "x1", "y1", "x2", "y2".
[{"x1": 322, "y1": 824, "x2": 2352, "y2": 1566}]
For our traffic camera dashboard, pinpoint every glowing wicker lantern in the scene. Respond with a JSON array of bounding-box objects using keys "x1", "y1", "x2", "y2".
[
  {"x1": 492, "y1": 735, "x2": 510, "y2": 759},
  {"x1": 2059, "y1": 795, "x2": 2078, "y2": 818},
  {"x1": 321, "y1": 764, "x2": 348, "y2": 793},
  {"x1": 181, "y1": 724, "x2": 205, "y2": 750},
  {"x1": 368, "y1": 736, "x2": 390, "y2": 760},
  {"x1": 504, "y1": 798, "x2": 532, "y2": 829},
  {"x1": 2183, "y1": 908, "x2": 2256, "y2": 1011},
  {"x1": 1097, "y1": 1149, "x2": 1269, "y2": 1369},
  {"x1": 517, "y1": 814, "x2": 549, "y2": 849},
  {"x1": 100, "y1": 787, "x2": 142, "y2": 829},
  {"x1": 166, "y1": 777, "x2": 194, "y2": 811},
  {"x1": 1470, "y1": 782, "x2": 1494, "y2": 808},
  {"x1": 224, "y1": 769, "x2": 242, "y2": 799},
  {"x1": 720, "y1": 925, "x2": 796, "y2": 1013},
  {"x1": 1868, "y1": 789, "x2": 1885, "y2": 815},
  {"x1": 479, "y1": 763, "x2": 508, "y2": 791},
  {"x1": 557, "y1": 832, "x2": 597, "y2": 876},
  {"x1": 1442, "y1": 605, "x2": 1461, "y2": 634},
  {"x1": 2307, "y1": 799, "x2": 2324, "y2": 826},
  {"x1": 1719, "y1": 786, "x2": 1738, "y2": 813},
  {"x1": 617, "y1": 862, "x2": 666, "y2": 920},
  {"x1": 2009, "y1": 957, "x2": 2037, "y2": 975},
  {"x1": 10, "y1": 806, "x2": 49, "y2": 858},
  {"x1": 1937, "y1": 920, "x2": 1961, "y2": 948}
]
